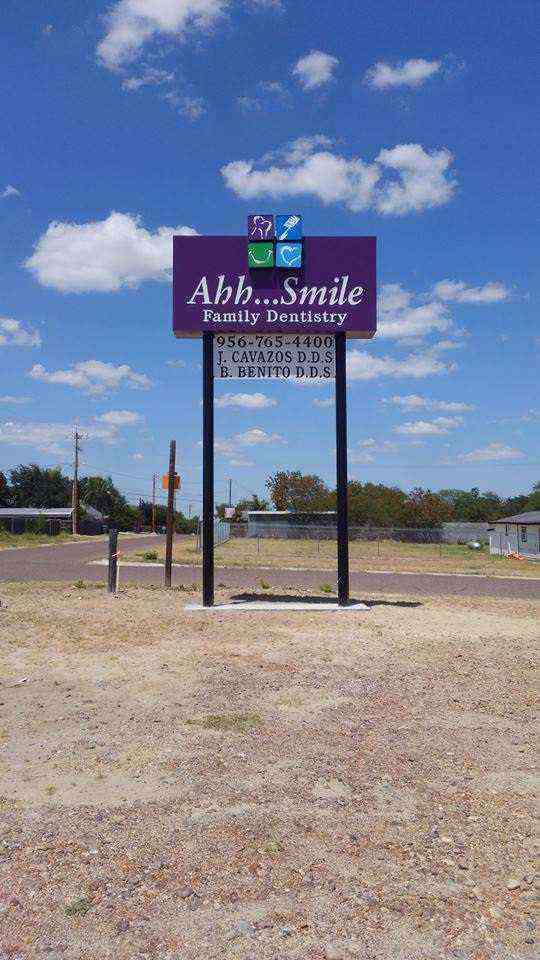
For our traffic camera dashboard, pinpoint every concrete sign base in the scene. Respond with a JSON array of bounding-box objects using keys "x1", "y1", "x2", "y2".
[{"x1": 185, "y1": 600, "x2": 369, "y2": 613}]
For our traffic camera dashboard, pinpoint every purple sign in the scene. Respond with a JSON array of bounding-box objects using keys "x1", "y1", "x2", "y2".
[{"x1": 173, "y1": 236, "x2": 376, "y2": 339}]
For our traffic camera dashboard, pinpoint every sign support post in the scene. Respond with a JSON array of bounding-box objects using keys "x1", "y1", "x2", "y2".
[
  {"x1": 202, "y1": 332, "x2": 215, "y2": 607},
  {"x1": 335, "y1": 333, "x2": 350, "y2": 606},
  {"x1": 164, "y1": 440, "x2": 176, "y2": 588}
]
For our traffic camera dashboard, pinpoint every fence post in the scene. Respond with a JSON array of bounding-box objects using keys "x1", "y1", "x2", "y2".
[{"x1": 108, "y1": 527, "x2": 118, "y2": 594}]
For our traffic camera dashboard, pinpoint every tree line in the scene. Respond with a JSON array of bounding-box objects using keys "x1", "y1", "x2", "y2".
[
  {"x1": 0, "y1": 464, "x2": 198, "y2": 533},
  {"x1": 2, "y1": 463, "x2": 539, "y2": 532},
  {"x1": 218, "y1": 471, "x2": 540, "y2": 528}
]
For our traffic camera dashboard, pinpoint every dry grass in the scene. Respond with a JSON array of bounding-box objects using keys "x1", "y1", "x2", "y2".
[
  {"x1": 0, "y1": 581, "x2": 537, "y2": 959},
  {"x1": 128, "y1": 534, "x2": 540, "y2": 578},
  {"x1": 0, "y1": 530, "x2": 97, "y2": 551}
]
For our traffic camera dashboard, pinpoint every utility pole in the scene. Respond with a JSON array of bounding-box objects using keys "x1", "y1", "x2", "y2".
[
  {"x1": 228, "y1": 478, "x2": 232, "y2": 509},
  {"x1": 165, "y1": 440, "x2": 176, "y2": 588},
  {"x1": 72, "y1": 429, "x2": 82, "y2": 535},
  {"x1": 152, "y1": 473, "x2": 156, "y2": 534}
]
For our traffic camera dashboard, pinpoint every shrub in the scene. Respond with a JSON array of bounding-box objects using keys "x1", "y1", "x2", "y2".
[{"x1": 143, "y1": 550, "x2": 159, "y2": 562}]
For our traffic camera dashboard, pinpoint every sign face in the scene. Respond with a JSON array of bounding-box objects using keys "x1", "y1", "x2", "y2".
[
  {"x1": 162, "y1": 473, "x2": 181, "y2": 491},
  {"x1": 214, "y1": 333, "x2": 335, "y2": 380},
  {"x1": 173, "y1": 236, "x2": 376, "y2": 339}
]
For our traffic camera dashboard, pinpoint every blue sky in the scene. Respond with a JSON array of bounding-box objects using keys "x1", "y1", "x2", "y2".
[{"x1": 1, "y1": 0, "x2": 538, "y2": 513}]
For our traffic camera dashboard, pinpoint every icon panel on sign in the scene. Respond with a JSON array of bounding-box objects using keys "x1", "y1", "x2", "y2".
[
  {"x1": 247, "y1": 215, "x2": 275, "y2": 240},
  {"x1": 276, "y1": 242, "x2": 303, "y2": 269},
  {"x1": 248, "y1": 242, "x2": 275, "y2": 269},
  {"x1": 275, "y1": 214, "x2": 303, "y2": 241}
]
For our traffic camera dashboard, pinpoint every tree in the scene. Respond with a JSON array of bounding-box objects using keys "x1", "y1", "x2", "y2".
[
  {"x1": 9, "y1": 464, "x2": 71, "y2": 508},
  {"x1": 0, "y1": 472, "x2": 10, "y2": 507},
  {"x1": 402, "y1": 488, "x2": 453, "y2": 528},
  {"x1": 437, "y1": 487, "x2": 502, "y2": 522},
  {"x1": 138, "y1": 499, "x2": 198, "y2": 534},
  {"x1": 346, "y1": 481, "x2": 409, "y2": 527},
  {"x1": 526, "y1": 481, "x2": 540, "y2": 512},
  {"x1": 266, "y1": 471, "x2": 331, "y2": 512}
]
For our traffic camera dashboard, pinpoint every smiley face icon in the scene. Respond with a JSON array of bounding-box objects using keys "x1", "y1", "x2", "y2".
[{"x1": 248, "y1": 242, "x2": 275, "y2": 268}]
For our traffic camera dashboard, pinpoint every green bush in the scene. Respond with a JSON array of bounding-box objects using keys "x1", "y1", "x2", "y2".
[{"x1": 143, "y1": 550, "x2": 159, "y2": 562}]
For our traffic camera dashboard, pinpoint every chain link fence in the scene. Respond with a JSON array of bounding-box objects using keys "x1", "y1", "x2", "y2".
[
  {"x1": 222, "y1": 525, "x2": 486, "y2": 564},
  {"x1": 196, "y1": 519, "x2": 231, "y2": 551}
]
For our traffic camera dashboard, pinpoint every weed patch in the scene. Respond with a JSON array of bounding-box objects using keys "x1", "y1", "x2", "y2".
[{"x1": 185, "y1": 713, "x2": 262, "y2": 733}]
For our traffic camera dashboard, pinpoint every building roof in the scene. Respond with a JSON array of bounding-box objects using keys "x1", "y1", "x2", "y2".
[
  {"x1": 493, "y1": 511, "x2": 540, "y2": 525},
  {"x1": 0, "y1": 508, "x2": 73, "y2": 519}
]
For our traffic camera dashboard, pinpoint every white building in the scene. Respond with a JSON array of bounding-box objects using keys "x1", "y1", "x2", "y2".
[{"x1": 489, "y1": 511, "x2": 540, "y2": 558}]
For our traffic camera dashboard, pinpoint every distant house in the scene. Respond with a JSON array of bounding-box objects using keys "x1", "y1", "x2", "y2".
[
  {"x1": 489, "y1": 512, "x2": 540, "y2": 558},
  {"x1": 0, "y1": 505, "x2": 106, "y2": 536}
]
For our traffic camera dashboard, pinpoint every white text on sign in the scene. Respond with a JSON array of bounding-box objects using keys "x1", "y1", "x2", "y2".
[{"x1": 214, "y1": 334, "x2": 336, "y2": 380}]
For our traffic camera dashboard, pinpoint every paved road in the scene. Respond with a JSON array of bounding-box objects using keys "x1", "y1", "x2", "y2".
[{"x1": 1, "y1": 535, "x2": 539, "y2": 599}]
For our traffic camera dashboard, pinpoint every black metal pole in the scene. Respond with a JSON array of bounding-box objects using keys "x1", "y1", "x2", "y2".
[
  {"x1": 164, "y1": 439, "x2": 176, "y2": 588},
  {"x1": 108, "y1": 527, "x2": 118, "y2": 594},
  {"x1": 202, "y1": 333, "x2": 214, "y2": 607},
  {"x1": 335, "y1": 333, "x2": 350, "y2": 606}
]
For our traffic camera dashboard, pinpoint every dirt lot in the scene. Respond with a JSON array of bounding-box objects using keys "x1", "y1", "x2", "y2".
[
  {"x1": 0, "y1": 582, "x2": 537, "y2": 959},
  {"x1": 129, "y1": 536, "x2": 540, "y2": 579}
]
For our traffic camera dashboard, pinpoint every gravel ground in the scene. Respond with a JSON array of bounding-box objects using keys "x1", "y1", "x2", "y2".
[{"x1": 0, "y1": 582, "x2": 537, "y2": 960}]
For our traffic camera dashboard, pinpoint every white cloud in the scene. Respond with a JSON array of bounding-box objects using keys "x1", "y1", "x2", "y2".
[
  {"x1": 358, "y1": 438, "x2": 399, "y2": 452},
  {"x1": 0, "y1": 396, "x2": 33, "y2": 405},
  {"x1": 215, "y1": 393, "x2": 277, "y2": 409},
  {"x1": 235, "y1": 427, "x2": 284, "y2": 445},
  {"x1": 163, "y1": 91, "x2": 207, "y2": 119},
  {"x1": 97, "y1": 0, "x2": 230, "y2": 70},
  {"x1": 132, "y1": 452, "x2": 144, "y2": 460},
  {"x1": 166, "y1": 359, "x2": 186, "y2": 367},
  {"x1": 293, "y1": 51, "x2": 339, "y2": 90},
  {"x1": 2, "y1": 184, "x2": 20, "y2": 199},
  {"x1": 0, "y1": 420, "x2": 116, "y2": 455},
  {"x1": 229, "y1": 458, "x2": 255, "y2": 467},
  {"x1": 0, "y1": 318, "x2": 41, "y2": 348},
  {"x1": 378, "y1": 283, "x2": 451, "y2": 339},
  {"x1": 246, "y1": 0, "x2": 282, "y2": 8},
  {"x1": 313, "y1": 398, "x2": 333, "y2": 408},
  {"x1": 347, "y1": 349, "x2": 455, "y2": 381},
  {"x1": 260, "y1": 80, "x2": 287, "y2": 95},
  {"x1": 394, "y1": 416, "x2": 463, "y2": 436},
  {"x1": 458, "y1": 442, "x2": 525, "y2": 463},
  {"x1": 375, "y1": 144, "x2": 455, "y2": 215},
  {"x1": 365, "y1": 58, "x2": 441, "y2": 90},
  {"x1": 24, "y1": 212, "x2": 198, "y2": 293},
  {"x1": 237, "y1": 95, "x2": 262, "y2": 112},
  {"x1": 96, "y1": 409, "x2": 143, "y2": 426},
  {"x1": 28, "y1": 360, "x2": 152, "y2": 397},
  {"x1": 349, "y1": 450, "x2": 375, "y2": 464},
  {"x1": 431, "y1": 279, "x2": 510, "y2": 304},
  {"x1": 429, "y1": 338, "x2": 465, "y2": 352},
  {"x1": 209, "y1": 425, "x2": 284, "y2": 460},
  {"x1": 383, "y1": 394, "x2": 474, "y2": 413},
  {"x1": 237, "y1": 80, "x2": 288, "y2": 114},
  {"x1": 222, "y1": 138, "x2": 456, "y2": 215},
  {"x1": 122, "y1": 67, "x2": 175, "y2": 91}
]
